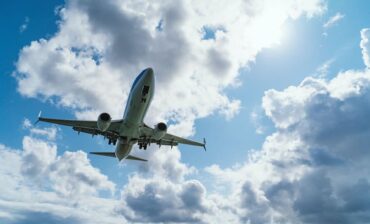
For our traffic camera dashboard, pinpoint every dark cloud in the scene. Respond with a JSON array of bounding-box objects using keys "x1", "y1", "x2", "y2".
[
  {"x1": 341, "y1": 179, "x2": 370, "y2": 213},
  {"x1": 207, "y1": 48, "x2": 231, "y2": 77},
  {"x1": 73, "y1": 0, "x2": 190, "y2": 84},
  {"x1": 240, "y1": 182, "x2": 270, "y2": 224},
  {"x1": 122, "y1": 180, "x2": 206, "y2": 223},
  {"x1": 309, "y1": 148, "x2": 344, "y2": 166},
  {"x1": 263, "y1": 179, "x2": 295, "y2": 207},
  {"x1": 293, "y1": 171, "x2": 344, "y2": 223},
  {"x1": 299, "y1": 89, "x2": 370, "y2": 160},
  {"x1": 255, "y1": 69, "x2": 370, "y2": 223},
  {"x1": 7, "y1": 211, "x2": 81, "y2": 224},
  {"x1": 180, "y1": 180, "x2": 206, "y2": 212}
]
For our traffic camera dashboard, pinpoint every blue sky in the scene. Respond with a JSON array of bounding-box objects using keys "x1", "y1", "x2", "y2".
[{"x1": 1, "y1": 0, "x2": 370, "y2": 223}]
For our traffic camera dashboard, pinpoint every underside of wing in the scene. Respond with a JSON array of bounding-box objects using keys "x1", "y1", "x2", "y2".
[
  {"x1": 162, "y1": 133, "x2": 205, "y2": 147},
  {"x1": 39, "y1": 117, "x2": 98, "y2": 128},
  {"x1": 140, "y1": 124, "x2": 206, "y2": 150},
  {"x1": 38, "y1": 115, "x2": 122, "y2": 143},
  {"x1": 38, "y1": 117, "x2": 122, "y2": 131}
]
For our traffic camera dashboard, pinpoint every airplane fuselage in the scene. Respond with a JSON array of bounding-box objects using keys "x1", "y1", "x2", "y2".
[
  {"x1": 115, "y1": 68, "x2": 155, "y2": 160},
  {"x1": 38, "y1": 67, "x2": 205, "y2": 162}
]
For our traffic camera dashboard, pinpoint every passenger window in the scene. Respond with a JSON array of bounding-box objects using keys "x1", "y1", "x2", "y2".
[{"x1": 142, "y1": 85, "x2": 150, "y2": 96}]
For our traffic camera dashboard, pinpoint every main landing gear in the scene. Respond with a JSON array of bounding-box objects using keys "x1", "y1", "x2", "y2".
[
  {"x1": 108, "y1": 139, "x2": 117, "y2": 145},
  {"x1": 138, "y1": 137, "x2": 151, "y2": 150},
  {"x1": 139, "y1": 143, "x2": 147, "y2": 150}
]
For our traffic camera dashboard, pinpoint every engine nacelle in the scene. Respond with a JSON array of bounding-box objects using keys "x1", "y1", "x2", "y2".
[
  {"x1": 152, "y1": 122, "x2": 167, "y2": 140},
  {"x1": 97, "y1": 112, "x2": 111, "y2": 132}
]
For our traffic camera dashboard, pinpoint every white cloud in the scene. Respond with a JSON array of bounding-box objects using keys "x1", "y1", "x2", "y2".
[
  {"x1": 250, "y1": 109, "x2": 266, "y2": 134},
  {"x1": 14, "y1": 0, "x2": 326, "y2": 129},
  {"x1": 323, "y1": 12, "x2": 344, "y2": 29},
  {"x1": 10, "y1": 23, "x2": 370, "y2": 224},
  {"x1": 315, "y1": 58, "x2": 334, "y2": 78},
  {"x1": 19, "y1": 17, "x2": 29, "y2": 33},
  {"x1": 23, "y1": 118, "x2": 58, "y2": 141},
  {"x1": 120, "y1": 175, "x2": 208, "y2": 222},
  {"x1": 119, "y1": 147, "x2": 243, "y2": 223},
  {"x1": 360, "y1": 28, "x2": 370, "y2": 68},
  {"x1": 22, "y1": 136, "x2": 115, "y2": 197},
  {"x1": 8, "y1": 0, "x2": 340, "y2": 223},
  {"x1": 0, "y1": 139, "x2": 121, "y2": 224},
  {"x1": 207, "y1": 59, "x2": 370, "y2": 222},
  {"x1": 0, "y1": 138, "x2": 239, "y2": 223}
]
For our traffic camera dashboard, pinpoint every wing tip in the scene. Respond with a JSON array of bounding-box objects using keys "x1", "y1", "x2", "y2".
[
  {"x1": 203, "y1": 138, "x2": 207, "y2": 151},
  {"x1": 34, "y1": 111, "x2": 42, "y2": 125}
]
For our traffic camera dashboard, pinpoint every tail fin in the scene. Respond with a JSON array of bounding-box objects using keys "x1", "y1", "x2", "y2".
[{"x1": 90, "y1": 152, "x2": 147, "y2": 162}]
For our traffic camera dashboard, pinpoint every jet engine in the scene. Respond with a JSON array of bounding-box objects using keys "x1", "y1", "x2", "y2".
[
  {"x1": 97, "y1": 112, "x2": 111, "y2": 131},
  {"x1": 152, "y1": 122, "x2": 167, "y2": 140}
]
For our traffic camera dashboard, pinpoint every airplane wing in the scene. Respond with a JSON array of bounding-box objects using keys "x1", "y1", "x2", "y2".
[
  {"x1": 38, "y1": 115, "x2": 122, "y2": 142},
  {"x1": 161, "y1": 133, "x2": 205, "y2": 147},
  {"x1": 140, "y1": 124, "x2": 206, "y2": 150}
]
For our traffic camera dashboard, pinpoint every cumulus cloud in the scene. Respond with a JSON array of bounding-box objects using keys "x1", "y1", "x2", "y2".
[
  {"x1": 0, "y1": 129, "x2": 119, "y2": 224},
  {"x1": 120, "y1": 176, "x2": 208, "y2": 222},
  {"x1": 8, "y1": 0, "x2": 342, "y2": 223},
  {"x1": 21, "y1": 119, "x2": 113, "y2": 199},
  {"x1": 119, "y1": 147, "x2": 243, "y2": 223},
  {"x1": 19, "y1": 124, "x2": 115, "y2": 197},
  {"x1": 14, "y1": 0, "x2": 325, "y2": 129},
  {"x1": 119, "y1": 148, "x2": 207, "y2": 222},
  {"x1": 23, "y1": 118, "x2": 58, "y2": 140},
  {"x1": 206, "y1": 56, "x2": 370, "y2": 222},
  {"x1": 11, "y1": 14, "x2": 370, "y2": 224}
]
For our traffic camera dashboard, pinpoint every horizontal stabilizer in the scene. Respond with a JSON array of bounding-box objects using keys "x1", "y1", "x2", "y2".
[
  {"x1": 127, "y1": 155, "x2": 147, "y2": 162},
  {"x1": 90, "y1": 152, "x2": 147, "y2": 162},
  {"x1": 90, "y1": 152, "x2": 116, "y2": 157}
]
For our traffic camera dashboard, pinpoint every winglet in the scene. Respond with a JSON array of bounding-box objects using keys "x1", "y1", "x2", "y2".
[
  {"x1": 34, "y1": 111, "x2": 42, "y2": 125},
  {"x1": 203, "y1": 138, "x2": 207, "y2": 151}
]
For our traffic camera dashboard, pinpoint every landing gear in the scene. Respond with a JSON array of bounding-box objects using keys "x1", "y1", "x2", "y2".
[
  {"x1": 108, "y1": 139, "x2": 117, "y2": 145},
  {"x1": 139, "y1": 142, "x2": 148, "y2": 150}
]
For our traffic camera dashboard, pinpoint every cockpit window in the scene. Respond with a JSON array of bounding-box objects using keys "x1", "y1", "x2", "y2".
[{"x1": 142, "y1": 85, "x2": 150, "y2": 96}]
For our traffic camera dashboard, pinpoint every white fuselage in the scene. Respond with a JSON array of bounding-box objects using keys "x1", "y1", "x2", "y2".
[{"x1": 115, "y1": 68, "x2": 155, "y2": 160}]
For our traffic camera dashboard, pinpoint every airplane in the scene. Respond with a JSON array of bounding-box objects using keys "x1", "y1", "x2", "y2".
[{"x1": 37, "y1": 68, "x2": 206, "y2": 162}]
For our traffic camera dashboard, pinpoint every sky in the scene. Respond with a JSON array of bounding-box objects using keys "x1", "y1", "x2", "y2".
[{"x1": 1, "y1": 0, "x2": 370, "y2": 223}]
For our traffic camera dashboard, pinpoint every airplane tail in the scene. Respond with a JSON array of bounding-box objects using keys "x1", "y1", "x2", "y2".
[{"x1": 90, "y1": 152, "x2": 147, "y2": 162}]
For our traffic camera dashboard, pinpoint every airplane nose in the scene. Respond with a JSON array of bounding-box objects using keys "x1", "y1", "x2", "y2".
[{"x1": 144, "y1": 67, "x2": 154, "y2": 81}]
